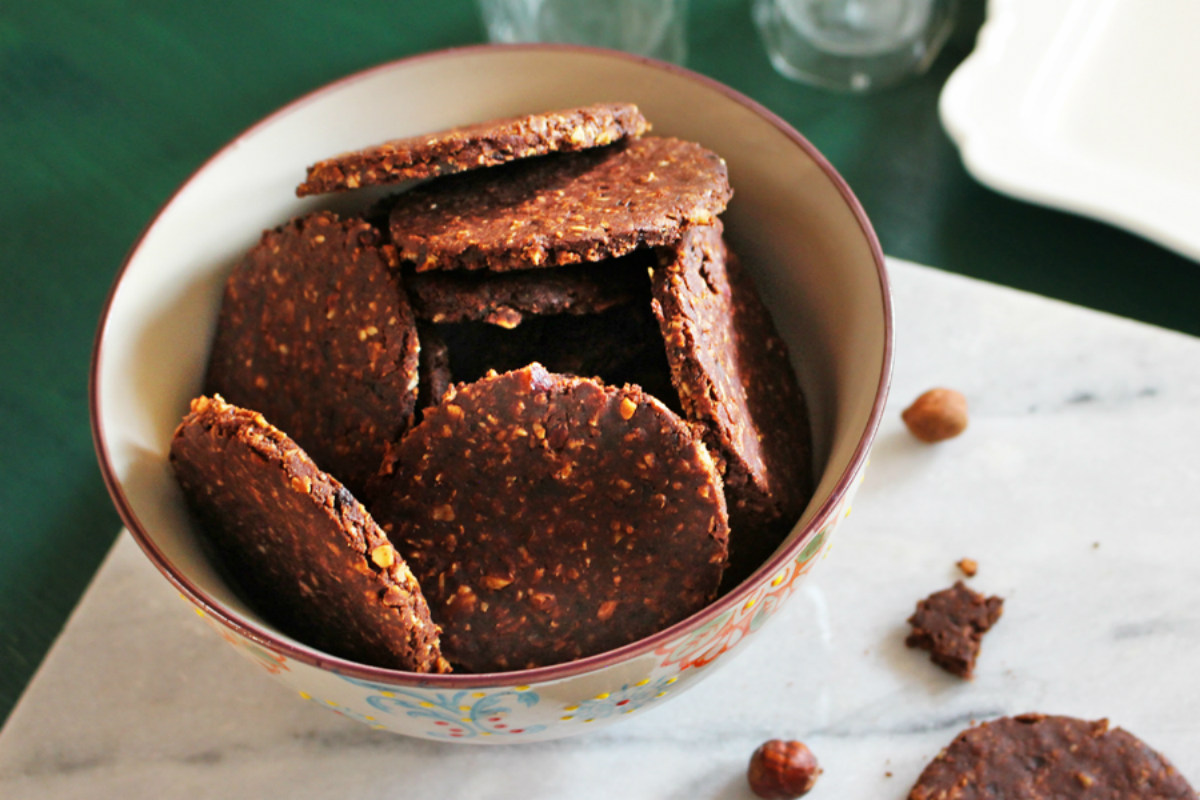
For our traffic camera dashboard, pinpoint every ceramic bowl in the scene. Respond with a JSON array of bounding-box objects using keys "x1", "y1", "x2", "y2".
[{"x1": 91, "y1": 44, "x2": 892, "y2": 743}]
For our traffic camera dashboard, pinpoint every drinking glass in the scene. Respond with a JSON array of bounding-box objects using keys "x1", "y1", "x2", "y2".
[
  {"x1": 478, "y1": 0, "x2": 689, "y2": 64},
  {"x1": 754, "y1": 0, "x2": 958, "y2": 92}
]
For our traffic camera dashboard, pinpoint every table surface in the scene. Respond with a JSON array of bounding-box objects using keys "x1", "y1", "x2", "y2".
[
  {"x1": 3, "y1": 260, "x2": 1198, "y2": 798},
  {"x1": 2, "y1": 0, "x2": 1198, "y2": 727}
]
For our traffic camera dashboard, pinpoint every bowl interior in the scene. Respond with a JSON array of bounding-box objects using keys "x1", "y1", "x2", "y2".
[{"x1": 93, "y1": 46, "x2": 890, "y2": 678}]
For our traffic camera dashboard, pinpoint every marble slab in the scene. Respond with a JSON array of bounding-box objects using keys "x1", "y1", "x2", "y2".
[{"x1": 2, "y1": 259, "x2": 1198, "y2": 799}]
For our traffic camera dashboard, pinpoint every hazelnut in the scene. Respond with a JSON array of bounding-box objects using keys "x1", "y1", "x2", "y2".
[
  {"x1": 747, "y1": 739, "x2": 821, "y2": 799},
  {"x1": 901, "y1": 388, "x2": 968, "y2": 442}
]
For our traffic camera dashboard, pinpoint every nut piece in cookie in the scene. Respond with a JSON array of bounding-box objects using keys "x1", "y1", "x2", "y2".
[
  {"x1": 204, "y1": 211, "x2": 419, "y2": 496},
  {"x1": 905, "y1": 580, "x2": 1003, "y2": 678},
  {"x1": 370, "y1": 363, "x2": 730, "y2": 672},
  {"x1": 405, "y1": 249, "x2": 653, "y2": 328},
  {"x1": 909, "y1": 713, "x2": 1198, "y2": 799},
  {"x1": 650, "y1": 222, "x2": 813, "y2": 586},
  {"x1": 297, "y1": 102, "x2": 651, "y2": 196},
  {"x1": 388, "y1": 137, "x2": 732, "y2": 272},
  {"x1": 169, "y1": 395, "x2": 449, "y2": 673}
]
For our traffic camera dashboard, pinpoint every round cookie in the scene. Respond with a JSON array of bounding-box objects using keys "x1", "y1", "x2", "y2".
[
  {"x1": 909, "y1": 713, "x2": 1197, "y2": 799},
  {"x1": 169, "y1": 395, "x2": 449, "y2": 673},
  {"x1": 404, "y1": 250, "x2": 652, "y2": 328},
  {"x1": 387, "y1": 136, "x2": 732, "y2": 272},
  {"x1": 650, "y1": 222, "x2": 813, "y2": 584},
  {"x1": 204, "y1": 211, "x2": 419, "y2": 496},
  {"x1": 297, "y1": 103, "x2": 650, "y2": 197},
  {"x1": 370, "y1": 363, "x2": 730, "y2": 672}
]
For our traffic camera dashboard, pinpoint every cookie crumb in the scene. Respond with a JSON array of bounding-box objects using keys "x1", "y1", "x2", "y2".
[
  {"x1": 905, "y1": 581, "x2": 1003, "y2": 678},
  {"x1": 957, "y1": 557, "x2": 978, "y2": 577}
]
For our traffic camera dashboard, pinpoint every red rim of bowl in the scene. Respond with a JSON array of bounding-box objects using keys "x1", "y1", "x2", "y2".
[{"x1": 90, "y1": 42, "x2": 894, "y2": 689}]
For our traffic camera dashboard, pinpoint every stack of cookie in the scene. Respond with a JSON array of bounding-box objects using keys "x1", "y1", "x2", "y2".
[{"x1": 170, "y1": 103, "x2": 813, "y2": 674}]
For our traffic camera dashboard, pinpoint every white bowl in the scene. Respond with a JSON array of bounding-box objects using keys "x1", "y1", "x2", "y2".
[{"x1": 91, "y1": 44, "x2": 892, "y2": 743}]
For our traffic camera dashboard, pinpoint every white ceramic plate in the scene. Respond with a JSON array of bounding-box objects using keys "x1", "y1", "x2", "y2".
[{"x1": 940, "y1": 0, "x2": 1200, "y2": 262}]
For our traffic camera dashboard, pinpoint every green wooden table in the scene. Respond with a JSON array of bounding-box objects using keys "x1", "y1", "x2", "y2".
[{"x1": 2, "y1": 0, "x2": 1196, "y2": 726}]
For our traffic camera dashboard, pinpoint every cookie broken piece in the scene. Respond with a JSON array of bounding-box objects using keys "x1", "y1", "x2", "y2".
[
  {"x1": 651, "y1": 223, "x2": 813, "y2": 584},
  {"x1": 905, "y1": 580, "x2": 1003, "y2": 678},
  {"x1": 370, "y1": 363, "x2": 730, "y2": 672},
  {"x1": 909, "y1": 713, "x2": 1198, "y2": 799},
  {"x1": 169, "y1": 395, "x2": 449, "y2": 673},
  {"x1": 204, "y1": 211, "x2": 420, "y2": 497},
  {"x1": 297, "y1": 102, "x2": 651, "y2": 196},
  {"x1": 388, "y1": 136, "x2": 732, "y2": 272},
  {"x1": 405, "y1": 250, "x2": 652, "y2": 328}
]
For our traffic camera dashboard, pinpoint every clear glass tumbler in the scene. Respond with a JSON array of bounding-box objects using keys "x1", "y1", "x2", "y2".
[
  {"x1": 754, "y1": 0, "x2": 958, "y2": 92},
  {"x1": 477, "y1": 0, "x2": 689, "y2": 65}
]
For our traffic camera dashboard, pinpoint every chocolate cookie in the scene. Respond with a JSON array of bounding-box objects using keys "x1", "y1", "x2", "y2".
[
  {"x1": 297, "y1": 103, "x2": 650, "y2": 197},
  {"x1": 650, "y1": 223, "x2": 813, "y2": 584},
  {"x1": 906, "y1": 580, "x2": 1004, "y2": 678},
  {"x1": 169, "y1": 395, "x2": 449, "y2": 673},
  {"x1": 909, "y1": 713, "x2": 1198, "y2": 799},
  {"x1": 388, "y1": 137, "x2": 732, "y2": 272},
  {"x1": 405, "y1": 250, "x2": 652, "y2": 328},
  {"x1": 204, "y1": 211, "x2": 419, "y2": 496},
  {"x1": 370, "y1": 363, "x2": 729, "y2": 672}
]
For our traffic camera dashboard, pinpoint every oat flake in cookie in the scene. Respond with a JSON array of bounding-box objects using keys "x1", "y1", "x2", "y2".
[
  {"x1": 388, "y1": 137, "x2": 732, "y2": 272},
  {"x1": 371, "y1": 363, "x2": 730, "y2": 672},
  {"x1": 297, "y1": 102, "x2": 650, "y2": 196},
  {"x1": 204, "y1": 211, "x2": 419, "y2": 496},
  {"x1": 169, "y1": 396, "x2": 449, "y2": 673},
  {"x1": 909, "y1": 713, "x2": 1197, "y2": 799},
  {"x1": 651, "y1": 223, "x2": 813, "y2": 585}
]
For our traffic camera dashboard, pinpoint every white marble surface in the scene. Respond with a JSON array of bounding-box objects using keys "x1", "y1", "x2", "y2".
[{"x1": 2, "y1": 259, "x2": 1199, "y2": 799}]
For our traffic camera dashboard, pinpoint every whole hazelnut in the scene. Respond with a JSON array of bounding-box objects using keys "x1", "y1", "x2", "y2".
[
  {"x1": 901, "y1": 388, "x2": 968, "y2": 442},
  {"x1": 747, "y1": 739, "x2": 821, "y2": 799}
]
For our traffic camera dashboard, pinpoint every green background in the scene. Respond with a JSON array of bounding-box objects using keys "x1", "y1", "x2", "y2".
[{"x1": 2, "y1": 0, "x2": 1197, "y2": 726}]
